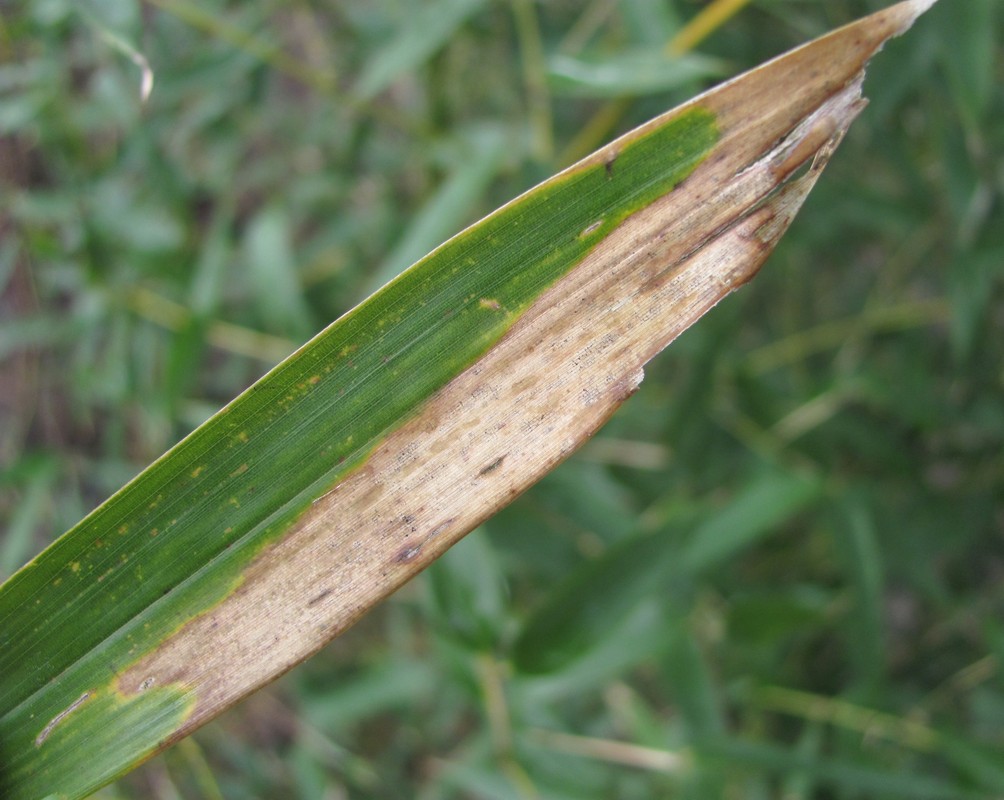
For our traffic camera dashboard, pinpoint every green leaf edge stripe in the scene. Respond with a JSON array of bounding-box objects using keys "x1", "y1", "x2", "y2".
[{"x1": 0, "y1": 106, "x2": 718, "y2": 796}]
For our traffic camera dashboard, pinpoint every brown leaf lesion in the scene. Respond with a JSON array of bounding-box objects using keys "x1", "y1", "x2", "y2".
[{"x1": 478, "y1": 455, "x2": 507, "y2": 476}]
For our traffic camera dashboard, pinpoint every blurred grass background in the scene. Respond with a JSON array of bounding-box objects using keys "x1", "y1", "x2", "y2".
[{"x1": 1, "y1": 0, "x2": 1002, "y2": 797}]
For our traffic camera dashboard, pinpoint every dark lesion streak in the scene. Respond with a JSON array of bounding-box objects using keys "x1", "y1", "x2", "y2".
[
  {"x1": 478, "y1": 455, "x2": 506, "y2": 476},
  {"x1": 35, "y1": 691, "x2": 91, "y2": 747},
  {"x1": 394, "y1": 545, "x2": 422, "y2": 563},
  {"x1": 307, "y1": 588, "x2": 332, "y2": 607}
]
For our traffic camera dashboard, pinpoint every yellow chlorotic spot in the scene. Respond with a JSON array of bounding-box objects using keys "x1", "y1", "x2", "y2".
[
  {"x1": 236, "y1": 431, "x2": 249, "y2": 443},
  {"x1": 191, "y1": 465, "x2": 205, "y2": 478},
  {"x1": 53, "y1": 577, "x2": 62, "y2": 586},
  {"x1": 340, "y1": 344, "x2": 357, "y2": 357},
  {"x1": 479, "y1": 298, "x2": 502, "y2": 311},
  {"x1": 118, "y1": 524, "x2": 129, "y2": 534},
  {"x1": 229, "y1": 497, "x2": 240, "y2": 508},
  {"x1": 150, "y1": 528, "x2": 159, "y2": 537},
  {"x1": 70, "y1": 562, "x2": 81, "y2": 573},
  {"x1": 230, "y1": 463, "x2": 249, "y2": 478}
]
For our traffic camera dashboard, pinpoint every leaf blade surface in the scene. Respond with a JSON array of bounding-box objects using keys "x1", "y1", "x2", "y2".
[{"x1": 0, "y1": 3, "x2": 938, "y2": 797}]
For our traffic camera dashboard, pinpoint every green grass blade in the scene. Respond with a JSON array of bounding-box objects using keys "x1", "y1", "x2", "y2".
[
  {"x1": 511, "y1": 518, "x2": 689, "y2": 675},
  {"x1": 680, "y1": 468, "x2": 823, "y2": 575},
  {"x1": 701, "y1": 737, "x2": 990, "y2": 800},
  {"x1": 361, "y1": 124, "x2": 513, "y2": 295},
  {"x1": 547, "y1": 50, "x2": 726, "y2": 98},
  {"x1": 353, "y1": 0, "x2": 488, "y2": 101}
]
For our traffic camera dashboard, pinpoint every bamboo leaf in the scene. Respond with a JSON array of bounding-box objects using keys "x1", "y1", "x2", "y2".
[{"x1": 0, "y1": 2, "x2": 938, "y2": 797}]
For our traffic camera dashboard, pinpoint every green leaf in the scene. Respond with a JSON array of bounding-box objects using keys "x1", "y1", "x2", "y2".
[
  {"x1": 426, "y1": 527, "x2": 507, "y2": 650},
  {"x1": 513, "y1": 466, "x2": 823, "y2": 676},
  {"x1": 934, "y1": 0, "x2": 997, "y2": 127},
  {"x1": 244, "y1": 204, "x2": 314, "y2": 339},
  {"x1": 0, "y1": 457, "x2": 58, "y2": 581},
  {"x1": 830, "y1": 490, "x2": 887, "y2": 689},
  {"x1": 701, "y1": 737, "x2": 990, "y2": 800},
  {"x1": 548, "y1": 50, "x2": 726, "y2": 98},
  {"x1": 361, "y1": 124, "x2": 512, "y2": 295},
  {"x1": 353, "y1": 0, "x2": 488, "y2": 100},
  {"x1": 681, "y1": 469, "x2": 823, "y2": 575},
  {"x1": 511, "y1": 521, "x2": 688, "y2": 675},
  {"x1": 662, "y1": 625, "x2": 726, "y2": 741}
]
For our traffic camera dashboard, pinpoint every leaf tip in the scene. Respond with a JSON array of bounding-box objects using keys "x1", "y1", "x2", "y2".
[
  {"x1": 896, "y1": 0, "x2": 940, "y2": 30},
  {"x1": 907, "y1": 0, "x2": 939, "y2": 14}
]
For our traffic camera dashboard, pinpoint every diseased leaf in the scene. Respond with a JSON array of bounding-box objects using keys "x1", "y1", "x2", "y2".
[{"x1": 0, "y1": 2, "x2": 939, "y2": 797}]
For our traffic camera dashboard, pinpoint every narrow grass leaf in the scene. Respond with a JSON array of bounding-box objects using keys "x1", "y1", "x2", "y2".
[
  {"x1": 512, "y1": 523, "x2": 688, "y2": 675},
  {"x1": 681, "y1": 469, "x2": 822, "y2": 575},
  {"x1": 830, "y1": 490, "x2": 887, "y2": 689},
  {"x1": 244, "y1": 204, "x2": 313, "y2": 339},
  {"x1": 515, "y1": 468, "x2": 821, "y2": 675},
  {"x1": 426, "y1": 527, "x2": 507, "y2": 650},
  {"x1": 702, "y1": 737, "x2": 989, "y2": 800},
  {"x1": 0, "y1": 459, "x2": 57, "y2": 581},
  {"x1": 938, "y1": 734, "x2": 1004, "y2": 794},
  {"x1": 934, "y1": 0, "x2": 996, "y2": 126},
  {"x1": 0, "y1": 3, "x2": 938, "y2": 797},
  {"x1": 297, "y1": 660, "x2": 437, "y2": 733},
  {"x1": 662, "y1": 626, "x2": 726, "y2": 741},
  {"x1": 353, "y1": 0, "x2": 488, "y2": 100},
  {"x1": 548, "y1": 50, "x2": 726, "y2": 98},
  {"x1": 362, "y1": 125, "x2": 511, "y2": 295}
]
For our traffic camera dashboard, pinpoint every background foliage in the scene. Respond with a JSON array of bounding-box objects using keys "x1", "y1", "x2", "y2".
[{"x1": 1, "y1": 0, "x2": 1002, "y2": 797}]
